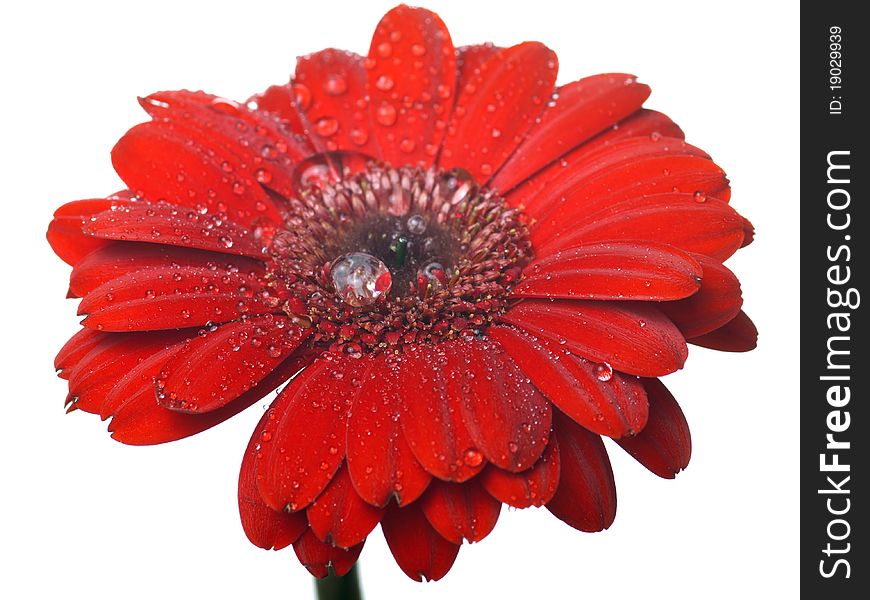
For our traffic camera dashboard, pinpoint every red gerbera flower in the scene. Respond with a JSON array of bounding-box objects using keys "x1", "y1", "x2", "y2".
[{"x1": 48, "y1": 4, "x2": 756, "y2": 582}]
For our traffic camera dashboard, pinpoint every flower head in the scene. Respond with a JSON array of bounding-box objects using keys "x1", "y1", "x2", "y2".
[{"x1": 49, "y1": 4, "x2": 756, "y2": 582}]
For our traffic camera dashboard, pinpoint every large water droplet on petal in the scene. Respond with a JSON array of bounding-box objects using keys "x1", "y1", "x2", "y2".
[
  {"x1": 330, "y1": 252, "x2": 392, "y2": 307},
  {"x1": 463, "y1": 448, "x2": 484, "y2": 467},
  {"x1": 376, "y1": 103, "x2": 398, "y2": 126},
  {"x1": 292, "y1": 83, "x2": 312, "y2": 110},
  {"x1": 323, "y1": 75, "x2": 347, "y2": 96},
  {"x1": 594, "y1": 362, "x2": 613, "y2": 382}
]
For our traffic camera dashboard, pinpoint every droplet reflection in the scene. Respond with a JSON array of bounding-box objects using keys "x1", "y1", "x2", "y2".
[{"x1": 330, "y1": 252, "x2": 392, "y2": 307}]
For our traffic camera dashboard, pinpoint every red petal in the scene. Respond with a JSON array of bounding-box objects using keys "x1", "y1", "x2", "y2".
[
  {"x1": 481, "y1": 435, "x2": 560, "y2": 508},
  {"x1": 440, "y1": 42, "x2": 557, "y2": 182},
  {"x1": 500, "y1": 108, "x2": 687, "y2": 210},
  {"x1": 419, "y1": 479, "x2": 501, "y2": 544},
  {"x1": 397, "y1": 344, "x2": 486, "y2": 482},
  {"x1": 307, "y1": 465, "x2": 383, "y2": 549},
  {"x1": 501, "y1": 299, "x2": 687, "y2": 377},
  {"x1": 616, "y1": 378, "x2": 691, "y2": 478},
  {"x1": 47, "y1": 195, "x2": 135, "y2": 265},
  {"x1": 69, "y1": 242, "x2": 263, "y2": 297},
  {"x1": 535, "y1": 194, "x2": 745, "y2": 263},
  {"x1": 688, "y1": 309, "x2": 758, "y2": 352},
  {"x1": 514, "y1": 136, "x2": 715, "y2": 224},
  {"x1": 256, "y1": 356, "x2": 361, "y2": 512},
  {"x1": 456, "y1": 44, "x2": 501, "y2": 79},
  {"x1": 84, "y1": 201, "x2": 266, "y2": 259},
  {"x1": 141, "y1": 90, "x2": 309, "y2": 201},
  {"x1": 145, "y1": 89, "x2": 311, "y2": 160},
  {"x1": 55, "y1": 328, "x2": 107, "y2": 377},
  {"x1": 492, "y1": 74, "x2": 651, "y2": 191},
  {"x1": 347, "y1": 353, "x2": 431, "y2": 507},
  {"x1": 101, "y1": 339, "x2": 188, "y2": 418},
  {"x1": 239, "y1": 410, "x2": 307, "y2": 550},
  {"x1": 741, "y1": 216, "x2": 755, "y2": 246},
  {"x1": 111, "y1": 121, "x2": 283, "y2": 227},
  {"x1": 586, "y1": 108, "x2": 685, "y2": 145},
  {"x1": 156, "y1": 317, "x2": 309, "y2": 413},
  {"x1": 366, "y1": 5, "x2": 456, "y2": 167},
  {"x1": 443, "y1": 339, "x2": 551, "y2": 472},
  {"x1": 513, "y1": 241, "x2": 702, "y2": 301},
  {"x1": 294, "y1": 49, "x2": 382, "y2": 158},
  {"x1": 67, "y1": 331, "x2": 189, "y2": 414},
  {"x1": 540, "y1": 109, "x2": 687, "y2": 179},
  {"x1": 489, "y1": 326, "x2": 648, "y2": 437},
  {"x1": 546, "y1": 412, "x2": 616, "y2": 532},
  {"x1": 658, "y1": 254, "x2": 742, "y2": 338},
  {"x1": 107, "y1": 348, "x2": 315, "y2": 445},
  {"x1": 78, "y1": 264, "x2": 280, "y2": 331},
  {"x1": 250, "y1": 84, "x2": 307, "y2": 135},
  {"x1": 381, "y1": 502, "x2": 460, "y2": 582},
  {"x1": 292, "y1": 529, "x2": 363, "y2": 579}
]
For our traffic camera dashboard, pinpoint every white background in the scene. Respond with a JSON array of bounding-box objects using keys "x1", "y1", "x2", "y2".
[{"x1": 0, "y1": 1, "x2": 799, "y2": 598}]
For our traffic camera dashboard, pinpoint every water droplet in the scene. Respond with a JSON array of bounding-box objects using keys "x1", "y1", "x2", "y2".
[
  {"x1": 406, "y1": 214, "x2": 427, "y2": 234},
  {"x1": 375, "y1": 74, "x2": 394, "y2": 91},
  {"x1": 594, "y1": 362, "x2": 613, "y2": 382},
  {"x1": 324, "y1": 75, "x2": 347, "y2": 96},
  {"x1": 376, "y1": 42, "x2": 393, "y2": 58},
  {"x1": 292, "y1": 83, "x2": 312, "y2": 110},
  {"x1": 508, "y1": 442, "x2": 519, "y2": 453},
  {"x1": 261, "y1": 431, "x2": 272, "y2": 442},
  {"x1": 422, "y1": 262, "x2": 445, "y2": 283},
  {"x1": 315, "y1": 116, "x2": 339, "y2": 137},
  {"x1": 292, "y1": 151, "x2": 372, "y2": 191},
  {"x1": 210, "y1": 97, "x2": 241, "y2": 115},
  {"x1": 330, "y1": 252, "x2": 392, "y2": 307},
  {"x1": 411, "y1": 43, "x2": 426, "y2": 56},
  {"x1": 436, "y1": 84, "x2": 452, "y2": 99},
  {"x1": 649, "y1": 131, "x2": 662, "y2": 142},
  {"x1": 693, "y1": 190, "x2": 707, "y2": 203},
  {"x1": 349, "y1": 128, "x2": 369, "y2": 146},
  {"x1": 463, "y1": 448, "x2": 484, "y2": 467},
  {"x1": 255, "y1": 169, "x2": 272, "y2": 185},
  {"x1": 376, "y1": 103, "x2": 397, "y2": 126},
  {"x1": 399, "y1": 138, "x2": 416, "y2": 153},
  {"x1": 491, "y1": 128, "x2": 502, "y2": 138},
  {"x1": 232, "y1": 182, "x2": 246, "y2": 195}
]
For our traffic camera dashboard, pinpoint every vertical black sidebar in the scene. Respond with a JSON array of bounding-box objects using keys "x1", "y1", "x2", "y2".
[{"x1": 802, "y1": 3, "x2": 867, "y2": 597}]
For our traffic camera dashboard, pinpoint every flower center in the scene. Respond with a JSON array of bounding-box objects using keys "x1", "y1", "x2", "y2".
[{"x1": 264, "y1": 153, "x2": 531, "y2": 354}]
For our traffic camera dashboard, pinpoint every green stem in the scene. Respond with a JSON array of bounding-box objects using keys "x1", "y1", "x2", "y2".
[
  {"x1": 314, "y1": 565, "x2": 363, "y2": 600},
  {"x1": 390, "y1": 236, "x2": 409, "y2": 267}
]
